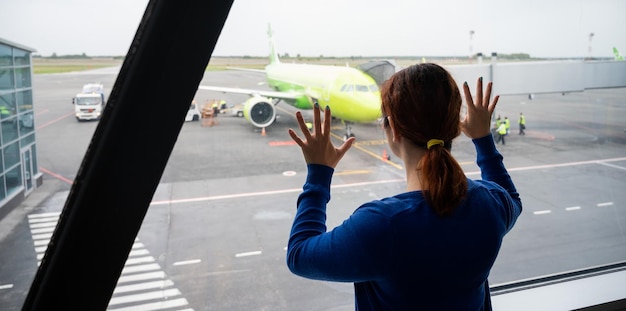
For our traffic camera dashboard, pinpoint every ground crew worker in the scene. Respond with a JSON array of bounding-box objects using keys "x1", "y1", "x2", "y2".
[
  {"x1": 495, "y1": 115, "x2": 502, "y2": 127},
  {"x1": 0, "y1": 105, "x2": 11, "y2": 119},
  {"x1": 518, "y1": 112, "x2": 526, "y2": 135},
  {"x1": 504, "y1": 116, "x2": 510, "y2": 135},
  {"x1": 211, "y1": 100, "x2": 219, "y2": 117},
  {"x1": 496, "y1": 122, "x2": 507, "y2": 145}
]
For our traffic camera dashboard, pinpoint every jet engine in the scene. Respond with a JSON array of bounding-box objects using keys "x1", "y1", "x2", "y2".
[{"x1": 243, "y1": 96, "x2": 276, "y2": 128}]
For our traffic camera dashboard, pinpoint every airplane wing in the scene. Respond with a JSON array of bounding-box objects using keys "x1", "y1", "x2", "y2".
[{"x1": 198, "y1": 85, "x2": 302, "y2": 101}]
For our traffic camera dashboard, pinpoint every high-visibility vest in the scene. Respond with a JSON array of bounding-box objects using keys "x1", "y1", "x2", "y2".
[
  {"x1": 519, "y1": 115, "x2": 525, "y2": 125},
  {"x1": 504, "y1": 119, "x2": 510, "y2": 129},
  {"x1": 497, "y1": 123, "x2": 507, "y2": 135}
]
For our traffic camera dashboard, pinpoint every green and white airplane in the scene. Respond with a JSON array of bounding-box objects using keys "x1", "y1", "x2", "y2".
[{"x1": 198, "y1": 26, "x2": 382, "y2": 139}]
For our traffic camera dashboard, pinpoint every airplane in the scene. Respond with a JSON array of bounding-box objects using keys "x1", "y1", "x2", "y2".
[
  {"x1": 614, "y1": 47, "x2": 624, "y2": 61},
  {"x1": 198, "y1": 25, "x2": 382, "y2": 139}
]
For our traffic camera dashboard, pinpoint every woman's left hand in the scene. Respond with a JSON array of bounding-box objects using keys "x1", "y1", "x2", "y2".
[{"x1": 288, "y1": 104, "x2": 355, "y2": 168}]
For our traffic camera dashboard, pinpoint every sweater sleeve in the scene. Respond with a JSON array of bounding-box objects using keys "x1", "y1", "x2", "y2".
[
  {"x1": 286, "y1": 164, "x2": 391, "y2": 282},
  {"x1": 473, "y1": 134, "x2": 522, "y2": 230}
]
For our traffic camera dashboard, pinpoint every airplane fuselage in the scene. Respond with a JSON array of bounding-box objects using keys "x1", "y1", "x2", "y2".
[{"x1": 265, "y1": 62, "x2": 382, "y2": 123}]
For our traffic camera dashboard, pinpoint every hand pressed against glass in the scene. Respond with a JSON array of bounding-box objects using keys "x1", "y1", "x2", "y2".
[
  {"x1": 461, "y1": 77, "x2": 500, "y2": 139},
  {"x1": 288, "y1": 105, "x2": 355, "y2": 168}
]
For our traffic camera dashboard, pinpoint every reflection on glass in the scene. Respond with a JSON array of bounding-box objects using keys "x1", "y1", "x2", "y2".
[
  {"x1": 5, "y1": 166, "x2": 22, "y2": 196},
  {"x1": 30, "y1": 144, "x2": 38, "y2": 175},
  {"x1": 0, "y1": 173, "x2": 5, "y2": 201},
  {"x1": 15, "y1": 67, "x2": 31, "y2": 88},
  {"x1": 14, "y1": 49, "x2": 30, "y2": 66},
  {"x1": 18, "y1": 112, "x2": 35, "y2": 135},
  {"x1": 1, "y1": 117, "x2": 18, "y2": 145},
  {"x1": 16, "y1": 90, "x2": 32, "y2": 113},
  {"x1": 0, "y1": 68, "x2": 15, "y2": 90},
  {"x1": 3, "y1": 141, "x2": 19, "y2": 168},
  {"x1": 0, "y1": 93, "x2": 16, "y2": 119},
  {"x1": 20, "y1": 133, "x2": 35, "y2": 148},
  {"x1": 0, "y1": 44, "x2": 11, "y2": 66}
]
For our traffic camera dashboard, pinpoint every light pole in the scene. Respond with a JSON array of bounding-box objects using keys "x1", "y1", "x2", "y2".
[
  {"x1": 588, "y1": 32, "x2": 594, "y2": 60},
  {"x1": 469, "y1": 30, "x2": 475, "y2": 62}
]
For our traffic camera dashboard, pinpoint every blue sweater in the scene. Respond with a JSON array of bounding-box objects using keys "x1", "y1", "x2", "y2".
[{"x1": 287, "y1": 135, "x2": 522, "y2": 310}]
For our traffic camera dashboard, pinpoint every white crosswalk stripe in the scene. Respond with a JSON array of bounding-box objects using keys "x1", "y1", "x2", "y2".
[{"x1": 27, "y1": 212, "x2": 194, "y2": 311}]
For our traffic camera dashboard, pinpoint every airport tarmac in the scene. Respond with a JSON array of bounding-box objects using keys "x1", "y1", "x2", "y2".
[{"x1": 0, "y1": 67, "x2": 625, "y2": 310}]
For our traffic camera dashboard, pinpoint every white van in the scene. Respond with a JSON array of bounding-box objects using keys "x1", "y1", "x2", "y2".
[
  {"x1": 73, "y1": 93, "x2": 104, "y2": 121},
  {"x1": 73, "y1": 83, "x2": 105, "y2": 121}
]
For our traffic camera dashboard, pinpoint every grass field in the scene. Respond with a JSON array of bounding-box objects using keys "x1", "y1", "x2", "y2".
[{"x1": 33, "y1": 56, "x2": 438, "y2": 74}]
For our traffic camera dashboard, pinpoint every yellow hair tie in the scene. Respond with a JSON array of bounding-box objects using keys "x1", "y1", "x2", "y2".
[{"x1": 426, "y1": 139, "x2": 445, "y2": 150}]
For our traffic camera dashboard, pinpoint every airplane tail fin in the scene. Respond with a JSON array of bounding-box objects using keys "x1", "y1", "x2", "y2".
[
  {"x1": 613, "y1": 47, "x2": 624, "y2": 61},
  {"x1": 268, "y1": 24, "x2": 280, "y2": 65}
]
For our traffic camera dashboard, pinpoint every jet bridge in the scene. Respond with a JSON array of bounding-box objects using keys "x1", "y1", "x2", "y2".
[{"x1": 358, "y1": 59, "x2": 397, "y2": 87}]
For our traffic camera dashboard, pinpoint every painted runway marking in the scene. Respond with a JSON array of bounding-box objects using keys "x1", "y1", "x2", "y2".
[
  {"x1": 235, "y1": 250, "x2": 262, "y2": 258},
  {"x1": 533, "y1": 210, "x2": 552, "y2": 215},
  {"x1": 597, "y1": 162, "x2": 626, "y2": 171},
  {"x1": 597, "y1": 202, "x2": 614, "y2": 207},
  {"x1": 565, "y1": 206, "x2": 581, "y2": 211},
  {"x1": 27, "y1": 212, "x2": 195, "y2": 311},
  {"x1": 149, "y1": 156, "x2": 626, "y2": 206},
  {"x1": 35, "y1": 111, "x2": 75, "y2": 130},
  {"x1": 0, "y1": 284, "x2": 13, "y2": 290},
  {"x1": 173, "y1": 259, "x2": 202, "y2": 266},
  {"x1": 39, "y1": 167, "x2": 73, "y2": 185}
]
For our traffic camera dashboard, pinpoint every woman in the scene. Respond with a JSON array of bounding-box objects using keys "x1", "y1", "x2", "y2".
[{"x1": 287, "y1": 63, "x2": 522, "y2": 310}]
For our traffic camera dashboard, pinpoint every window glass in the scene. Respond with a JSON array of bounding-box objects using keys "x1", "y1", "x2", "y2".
[
  {"x1": 18, "y1": 112, "x2": 35, "y2": 135},
  {"x1": 5, "y1": 165, "x2": 22, "y2": 196},
  {"x1": 30, "y1": 144, "x2": 37, "y2": 175},
  {"x1": 2, "y1": 141, "x2": 19, "y2": 168},
  {"x1": 15, "y1": 67, "x2": 31, "y2": 88},
  {"x1": 0, "y1": 174, "x2": 5, "y2": 202},
  {"x1": 0, "y1": 44, "x2": 11, "y2": 66},
  {"x1": 16, "y1": 90, "x2": 33, "y2": 113},
  {"x1": 369, "y1": 84, "x2": 379, "y2": 92},
  {"x1": 356, "y1": 85, "x2": 369, "y2": 92},
  {"x1": 0, "y1": 68, "x2": 14, "y2": 90},
  {"x1": 13, "y1": 49, "x2": 30, "y2": 66},
  {"x1": 20, "y1": 133, "x2": 35, "y2": 148},
  {"x1": 0, "y1": 93, "x2": 17, "y2": 119}
]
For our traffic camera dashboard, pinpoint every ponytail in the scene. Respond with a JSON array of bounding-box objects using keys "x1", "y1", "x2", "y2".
[{"x1": 420, "y1": 145, "x2": 467, "y2": 216}]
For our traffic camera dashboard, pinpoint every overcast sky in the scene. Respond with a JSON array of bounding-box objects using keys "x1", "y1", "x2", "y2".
[{"x1": 0, "y1": 0, "x2": 624, "y2": 58}]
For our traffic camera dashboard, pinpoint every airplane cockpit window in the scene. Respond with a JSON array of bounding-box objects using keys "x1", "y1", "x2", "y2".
[{"x1": 355, "y1": 84, "x2": 369, "y2": 92}]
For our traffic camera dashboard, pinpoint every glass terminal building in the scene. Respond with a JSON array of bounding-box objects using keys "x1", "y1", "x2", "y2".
[{"x1": 0, "y1": 37, "x2": 42, "y2": 219}]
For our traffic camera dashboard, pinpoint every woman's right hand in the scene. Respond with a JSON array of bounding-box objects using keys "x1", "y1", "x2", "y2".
[{"x1": 460, "y1": 77, "x2": 499, "y2": 139}]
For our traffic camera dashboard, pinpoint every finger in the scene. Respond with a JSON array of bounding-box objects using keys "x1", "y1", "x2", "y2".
[
  {"x1": 484, "y1": 82, "x2": 493, "y2": 109},
  {"x1": 313, "y1": 103, "x2": 322, "y2": 136},
  {"x1": 337, "y1": 136, "x2": 355, "y2": 157},
  {"x1": 295, "y1": 111, "x2": 312, "y2": 140},
  {"x1": 462, "y1": 81, "x2": 475, "y2": 111},
  {"x1": 489, "y1": 95, "x2": 500, "y2": 114},
  {"x1": 323, "y1": 105, "x2": 331, "y2": 138},
  {"x1": 476, "y1": 77, "x2": 483, "y2": 107},
  {"x1": 288, "y1": 128, "x2": 305, "y2": 147}
]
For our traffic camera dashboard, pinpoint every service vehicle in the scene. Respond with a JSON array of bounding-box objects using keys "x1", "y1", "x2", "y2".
[{"x1": 73, "y1": 83, "x2": 106, "y2": 121}]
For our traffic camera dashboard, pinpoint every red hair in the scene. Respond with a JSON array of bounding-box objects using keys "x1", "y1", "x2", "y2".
[{"x1": 381, "y1": 63, "x2": 466, "y2": 216}]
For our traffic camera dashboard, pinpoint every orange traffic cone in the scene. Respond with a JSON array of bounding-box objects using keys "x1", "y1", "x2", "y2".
[
  {"x1": 261, "y1": 127, "x2": 266, "y2": 136},
  {"x1": 382, "y1": 149, "x2": 390, "y2": 161}
]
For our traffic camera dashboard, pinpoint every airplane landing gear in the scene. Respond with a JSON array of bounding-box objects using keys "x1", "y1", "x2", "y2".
[{"x1": 342, "y1": 121, "x2": 355, "y2": 141}]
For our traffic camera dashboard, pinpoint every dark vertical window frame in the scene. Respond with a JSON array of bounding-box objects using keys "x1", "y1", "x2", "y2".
[{"x1": 22, "y1": 1, "x2": 234, "y2": 309}]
